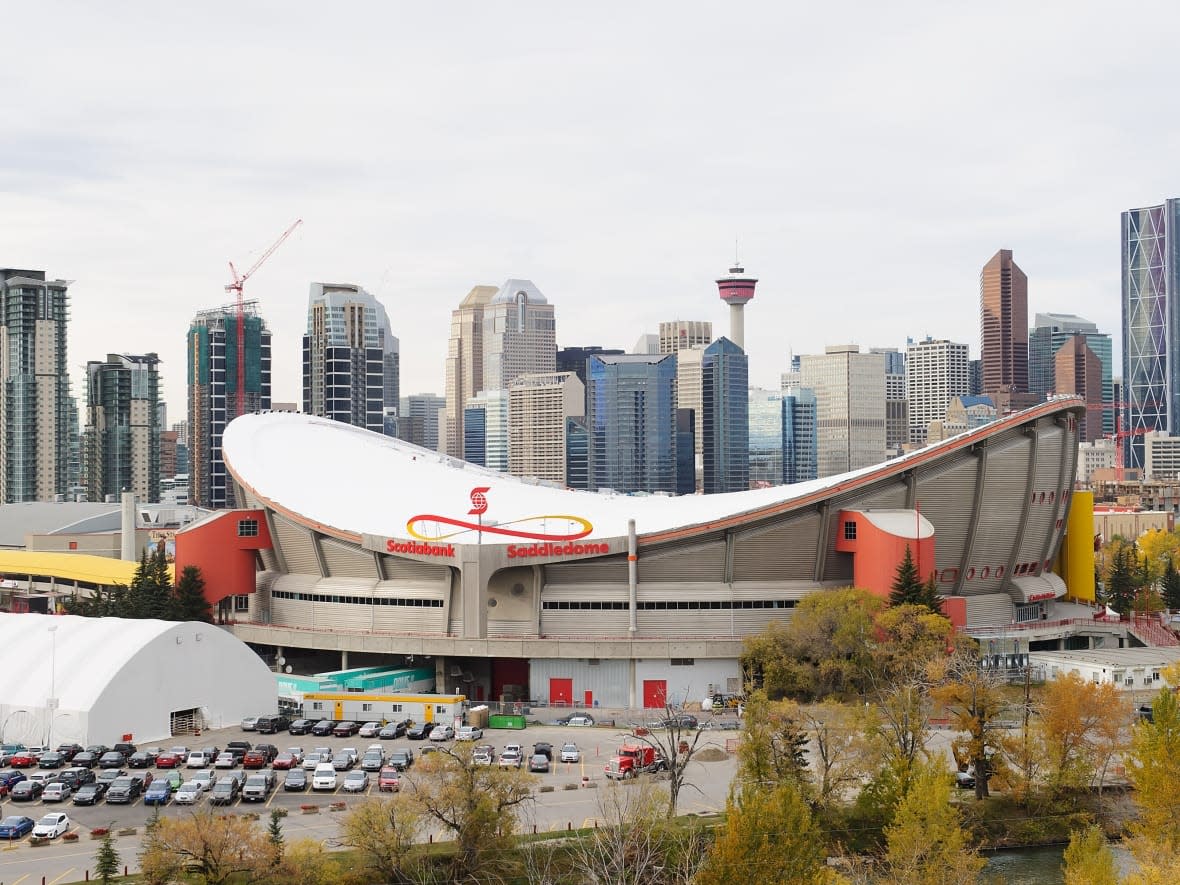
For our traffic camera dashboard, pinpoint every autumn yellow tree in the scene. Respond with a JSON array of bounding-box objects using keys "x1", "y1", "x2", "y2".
[
  {"x1": 737, "y1": 690, "x2": 810, "y2": 791},
  {"x1": 797, "y1": 700, "x2": 869, "y2": 808},
  {"x1": 1038, "y1": 672, "x2": 1131, "y2": 797},
  {"x1": 340, "y1": 795, "x2": 428, "y2": 884},
  {"x1": 1127, "y1": 686, "x2": 1180, "y2": 851},
  {"x1": 931, "y1": 652, "x2": 1011, "y2": 800},
  {"x1": 138, "y1": 809, "x2": 274, "y2": 885},
  {"x1": 1062, "y1": 825, "x2": 1119, "y2": 885}
]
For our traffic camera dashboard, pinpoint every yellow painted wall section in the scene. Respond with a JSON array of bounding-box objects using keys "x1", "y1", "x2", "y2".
[{"x1": 1058, "y1": 490, "x2": 1096, "y2": 602}]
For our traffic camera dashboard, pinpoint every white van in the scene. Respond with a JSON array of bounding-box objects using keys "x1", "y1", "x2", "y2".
[{"x1": 312, "y1": 763, "x2": 337, "y2": 791}]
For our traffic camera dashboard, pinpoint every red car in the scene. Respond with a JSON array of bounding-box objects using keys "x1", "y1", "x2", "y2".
[
  {"x1": 9, "y1": 751, "x2": 37, "y2": 768},
  {"x1": 272, "y1": 753, "x2": 296, "y2": 770},
  {"x1": 155, "y1": 752, "x2": 182, "y2": 769},
  {"x1": 377, "y1": 767, "x2": 401, "y2": 792},
  {"x1": 242, "y1": 750, "x2": 268, "y2": 769}
]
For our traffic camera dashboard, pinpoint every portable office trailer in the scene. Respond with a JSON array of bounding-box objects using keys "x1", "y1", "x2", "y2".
[{"x1": 302, "y1": 692, "x2": 466, "y2": 726}]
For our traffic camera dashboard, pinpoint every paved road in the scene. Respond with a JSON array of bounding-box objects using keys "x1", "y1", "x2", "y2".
[{"x1": 0, "y1": 719, "x2": 739, "y2": 884}]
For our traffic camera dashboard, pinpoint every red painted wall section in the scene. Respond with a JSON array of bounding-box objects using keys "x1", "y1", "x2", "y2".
[
  {"x1": 174, "y1": 510, "x2": 272, "y2": 606},
  {"x1": 834, "y1": 509, "x2": 936, "y2": 601},
  {"x1": 941, "y1": 596, "x2": 967, "y2": 629}
]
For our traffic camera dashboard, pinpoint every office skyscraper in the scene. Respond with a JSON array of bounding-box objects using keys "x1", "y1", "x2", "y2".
[
  {"x1": 980, "y1": 249, "x2": 1029, "y2": 398},
  {"x1": 1123, "y1": 199, "x2": 1180, "y2": 469},
  {"x1": 444, "y1": 285, "x2": 497, "y2": 458},
  {"x1": 302, "y1": 283, "x2": 399, "y2": 433},
  {"x1": 1028, "y1": 312, "x2": 1113, "y2": 433},
  {"x1": 483, "y1": 279, "x2": 556, "y2": 392},
  {"x1": 702, "y1": 337, "x2": 749, "y2": 493},
  {"x1": 85, "y1": 353, "x2": 161, "y2": 503},
  {"x1": 508, "y1": 372, "x2": 584, "y2": 485},
  {"x1": 748, "y1": 387, "x2": 783, "y2": 486},
  {"x1": 187, "y1": 303, "x2": 271, "y2": 508},
  {"x1": 556, "y1": 346, "x2": 624, "y2": 388},
  {"x1": 587, "y1": 353, "x2": 678, "y2": 494},
  {"x1": 463, "y1": 390, "x2": 507, "y2": 470},
  {"x1": 871, "y1": 347, "x2": 908, "y2": 455},
  {"x1": 0, "y1": 269, "x2": 72, "y2": 503},
  {"x1": 399, "y1": 393, "x2": 446, "y2": 452},
  {"x1": 782, "y1": 386, "x2": 818, "y2": 484},
  {"x1": 799, "y1": 345, "x2": 886, "y2": 477},
  {"x1": 659, "y1": 321, "x2": 712, "y2": 354},
  {"x1": 676, "y1": 345, "x2": 706, "y2": 491},
  {"x1": 905, "y1": 337, "x2": 970, "y2": 445},
  {"x1": 1055, "y1": 335, "x2": 1104, "y2": 442}
]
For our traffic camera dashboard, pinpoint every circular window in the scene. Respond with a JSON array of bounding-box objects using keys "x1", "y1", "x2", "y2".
[
  {"x1": 487, "y1": 598, "x2": 498, "y2": 608},
  {"x1": 996, "y1": 566, "x2": 1005, "y2": 578},
  {"x1": 966, "y1": 567, "x2": 976, "y2": 580},
  {"x1": 511, "y1": 583, "x2": 526, "y2": 597},
  {"x1": 981, "y1": 566, "x2": 991, "y2": 579}
]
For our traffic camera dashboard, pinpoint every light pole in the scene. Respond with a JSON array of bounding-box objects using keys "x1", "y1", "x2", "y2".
[
  {"x1": 1, "y1": 709, "x2": 29, "y2": 744},
  {"x1": 46, "y1": 624, "x2": 59, "y2": 748}
]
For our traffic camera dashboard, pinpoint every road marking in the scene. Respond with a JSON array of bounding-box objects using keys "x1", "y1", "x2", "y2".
[
  {"x1": 48, "y1": 868, "x2": 75, "y2": 884},
  {"x1": 11, "y1": 874, "x2": 30, "y2": 885}
]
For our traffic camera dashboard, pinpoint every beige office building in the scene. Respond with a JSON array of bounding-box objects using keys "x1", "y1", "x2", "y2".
[
  {"x1": 906, "y1": 337, "x2": 970, "y2": 445},
  {"x1": 659, "y1": 320, "x2": 712, "y2": 354},
  {"x1": 677, "y1": 346, "x2": 706, "y2": 490},
  {"x1": 508, "y1": 372, "x2": 585, "y2": 485},
  {"x1": 799, "y1": 345, "x2": 886, "y2": 477},
  {"x1": 444, "y1": 285, "x2": 498, "y2": 459}
]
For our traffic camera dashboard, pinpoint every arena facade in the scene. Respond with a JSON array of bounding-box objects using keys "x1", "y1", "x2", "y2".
[{"x1": 176, "y1": 397, "x2": 1088, "y2": 709}]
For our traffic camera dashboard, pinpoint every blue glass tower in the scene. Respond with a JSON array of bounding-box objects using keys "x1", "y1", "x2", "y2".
[
  {"x1": 782, "y1": 386, "x2": 818, "y2": 484},
  {"x1": 702, "y1": 337, "x2": 749, "y2": 493},
  {"x1": 586, "y1": 353, "x2": 678, "y2": 494}
]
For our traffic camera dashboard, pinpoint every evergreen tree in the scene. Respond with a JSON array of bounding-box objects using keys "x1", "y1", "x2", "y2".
[
  {"x1": 1163, "y1": 558, "x2": 1180, "y2": 612},
  {"x1": 916, "y1": 572, "x2": 943, "y2": 613},
  {"x1": 889, "y1": 546, "x2": 923, "y2": 607},
  {"x1": 1106, "y1": 544, "x2": 1139, "y2": 615},
  {"x1": 94, "y1": 828, "x2": 121, "y2": 884},
  {"x1": 267, "y1": 808, "x2": 285, "y2": 867},
  {"x1": 175, "y1": 566, "x2": 213, "y2": 623}
]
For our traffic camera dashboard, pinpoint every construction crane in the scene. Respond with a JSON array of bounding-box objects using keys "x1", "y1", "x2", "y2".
[
  {"x1": 1082, "y1": 401, "x2": 1149, "y2": 482},
  {"x1": 225, "y1": 219, "x2": 302, "y2": 419}
]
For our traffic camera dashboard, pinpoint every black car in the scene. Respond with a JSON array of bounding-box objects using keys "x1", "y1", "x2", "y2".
[
  {"x1": 9, "y1": 780, "x2": 43, "y2": 801},
  {"x1": 661, "y1": 715, "x2": 699, "y2": 730},
  {"x1": 55, "y1": 743, "x2": 84, "y2": 761},
  {"x1": 310, "y1": 719, "x2": 337, "y2": 737},
  {"x1": 128, "y1": 750, "x2": 158, "y2": 769},
  {"x1": 225, "y1": 741, "x2": 252, "y2": 762},
  {"x1": 407, "y1": 723, "x2": 434, "y2": 740},
  {"x1": 387, "y1": 749, "x2": 414, "y2": 771},
  {"x1": 105, "y1": 776, "x2": 142, "y2": 804},
  {"x1": 98, "y1": 751, "x2": 126, "y2": 769},
  {"x1": 288, "y1": 719, "x2": 314, "y2": 736},
  {"x1": 255, "y1": 715, "x2": 290, "y2": 734},
  {"x1": 379, "y1": 721, "x2": 407, "y2": 739},
  {"x1": 283, "y1": 769, "x2": 308, "y2": 791},
  {"x1": 71, "y1": 751, "x2": 99, "y2": 769},
  {"x1": 58, "y1": 768, "x2": 95, "y2": 790},
  {"x1": 73, "y1": 782, "x2": 107, "y2": 805},
  {"x1": 532, "y1": 742, "x2": 553, "y2": 761},
  {"x1": 112, "y1": 742, "x2": 137, "y2": 757},
  {"x1": 38, "y1": 751, "x2": 66, "y2": 768}
]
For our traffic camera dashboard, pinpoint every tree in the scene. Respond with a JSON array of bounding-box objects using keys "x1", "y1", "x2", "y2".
[
  {"x1": 736, "y1": 690, "x2": 809, "y2": 791},
  {"x1": 137, "y1": 809, "x2": 273, "y2": 885},
  {"x1": 266, "y1": 808, "x2": 284, "y2": 869},
  {"x1": 1062, "y1": 825, "x2": 1119, "y2": 885},
  {"x1": 879, "y1": 758, "x2": 985, "y2": 885},
  {"x1": 407, "y1": 743, "x2": 536, "y2": 882},
  {"x1": 889, "y1": 545, "x2": 923, "y2": 607},
  {"x1": 621, "y1": 701, "x2": 710, "y2": 818},
  {"x1": 1106, "y1": 542, "x2": 1141, "y2": 615},
  {"x1": 94, "y1": 828, "x2": 121, "y2": 885},
  {"x1": 175, "y1": 565, "x2": 213, "y2": 623},
  {"x1": 931, "y1": 651, "x2": 1010, "y2": 800},
  {"x1": 1162, "y1": 557, "x2": 1180, "y2": 611},
  {"x1": 695, "y1": 781, "x2": 845, "y2": 885},
  {"x1": 273, "y1": 838, "x2": 340, "y2": 885},
  {"x1": 797, "y1": 700, "x2": 869, "y2": 809},
  {"x1": 1037, "y1": 672, "x2": 1130, "y2": 798},
  {"x1": 1127, "y1": 687, "x2": 1180, "y2": 851},
  {"x1": 339, "y1": 795, "x2": 428, "y2": 885}
]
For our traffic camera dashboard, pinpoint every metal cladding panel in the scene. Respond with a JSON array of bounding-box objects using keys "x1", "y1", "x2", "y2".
[
  {"x1": 731, "y1": 582, "x2": 821, "y2": 599},
  {"x1": 637, "y1": 541, "x2": 726, "y2": 583},
  {"x1": 966, "y1": 593, "x2": 1014, "y2": 627},
  {"x1": 913, "y1": 455, "x2": 978, "y2": 573},
  {"x1": 270, "y1": 514, "x2": 322, "y2": 576},
  {"x1": 1016, "y1": 422, "x2": 1069, "y2": 566},
  {"x1": 372, "y1": 607, "x2": 448, "y2": 633},
  {"x1": 448, "y1": 582, "x2": 462, "y2": 635},
  {"x1": 636, "y1": 611, "x2": 736, "y2": 636},
  {"x1": 730, "y1": 609, "x2": 794, "y2": 632},
  {"x1": 320, "y1": 537, "x2": 379, "y2": 579},
  {"x1": 822, "y1": 482, "x2": 908, "y2": 578},
  {"x1": 373, "y1": 582, "x2": 448, "y2": 599},
  {"x1": 379, "y1": 555, "x2": 450, "y2": 582},
  {"x1": 540, "y1": 610, "x2": 630, "y2": 635},
  {"x1": 731, "y1": 512, "x2": 822, "y2": 581},
  {"x1": 542, "y1": 584, "x2": 629, "y2": 601},
  {"x1": 969, "y1": 437, "x2": 1034, "y2": 593},
  {"x1": 317, "y1": 576, "x2": 379, "y2": 592},
  {"x1": 543, "y1": 556, "x2": 630, "y2": 584},
  {"x1": 529, "y1": 658, "x2": 630, "y2": 708},
  {"x1": 637, "y1": 583, "x2": 733, "y2": 601},
  {"x1": 488, "y1": 619, "x2": 534, "y2": 637},
  {"x1": 258, "y1": 546, "x2": 279, "y2": 571}
]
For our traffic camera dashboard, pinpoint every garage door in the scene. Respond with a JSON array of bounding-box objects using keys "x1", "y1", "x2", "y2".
[
  {"x1": 550, "y1": 678, "x2": 573, "y2": 706},
  {"x1": 643, "y1": 679, "x2": 667, "y2": 709}
]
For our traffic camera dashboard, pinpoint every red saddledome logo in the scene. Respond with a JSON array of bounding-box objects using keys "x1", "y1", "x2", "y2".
[{"x1": 392, "y1": 486, "x2": 608, "y2": 559}]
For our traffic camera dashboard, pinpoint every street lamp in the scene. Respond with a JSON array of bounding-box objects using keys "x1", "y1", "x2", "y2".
[
  {"x1": 1, "y1": 709, "x2": 29, "y2": 744},
  {"x1": 46, "y1": 624, "x2": 59, "y2": 748}
]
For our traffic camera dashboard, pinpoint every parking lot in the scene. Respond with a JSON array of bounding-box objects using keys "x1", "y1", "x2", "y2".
[{"x1": 0, "y1": 715, "x2": 739, "y2": 881}]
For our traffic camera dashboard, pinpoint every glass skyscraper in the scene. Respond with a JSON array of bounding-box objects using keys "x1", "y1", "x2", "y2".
[
  {"x1": 1123, "y1": 199, "x2": 1180, "y2": 469},
  {"x1": 1028, "y1": 312, "x2": 1113, "y2": 434},
  {"x1": 782, "y1": 386, "x2": 818, "y2": 484},
  {"x1": 702, "y1": 338, "x2": 749, "y2": 493},
  {"x1": 586, "y1": 353, "x2": 678, "y2": 494},
  {"x1": 748, "y1": 388, "x2": 783, "y2": 486}
]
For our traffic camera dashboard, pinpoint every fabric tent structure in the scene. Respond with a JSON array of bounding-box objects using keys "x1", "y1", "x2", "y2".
[{"x1": 0, "y1": 613, "x2": 276, "y2": 747}]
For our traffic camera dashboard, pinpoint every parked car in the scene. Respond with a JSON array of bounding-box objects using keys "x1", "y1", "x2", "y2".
[
  {"x1": 378, "y1": 721, "x2": 407, "y2": 739},
  {"x1": 288, "y1": 719, "x2": 314, "y2": 736},
  {"x1": 528, "y1": 753, "x2": 550, "y2": 773},
  {"x1": 185, "y1": 751, "x2": 211, "y2": 769},
  {"x1": 128, "y1": 750, "x2": 158, "y2": 769},
  {"x1": 285, "y1": 747, "x2": 305, "y2": 764},
  {"x1": 358, "y1": 721, "x2": 382, "y2": 738},
  {"x1": 429, "y1": 725, "x2": 455, "y2": 742},
  {"x1": 555, "y1": 712, "x2": 595, "y2": 727},
  {"x1": 9, "y1": 750, "x2": 38, "y2": 768},
  {"x1": 242, "y1": 750, "x2": 269, "y2": 769},
  {"x1": 473, "y1": 745, "x2": 496, "y2": 766},
  {"x1": 532, "y1": 742, "x2": 553, "y2": 760},
  {"x1": 0, "y1": 744, "x2": 26, "y2": 767},
  {"x1": 333, "y1": 750, "x2": 357, "y2": 772},
  {"x1": 272, "y1": 752, "x2": 297, "y2": 770},
  {"x1": 143, "y1": 781, "x2": 172, "y2": 806},
  {"x1": 0, "y1": 815, "x2": 35, "y2": 839},
  {"x1": 156, "y1": 751, "x2": 183, "y2": 769},
  {"x1": 255, "y1": 715, "x2": 290, "y2": 734},
  {"x1": 105, "y1": 776, "x2": 141, "y2": 804},
  {"x1": 283, "y1": 769, "x2": 308, "y2": 791},
  {"x1": 302, "y1": 752, "x2": 325, "y2": 771},
  {"x1": 0, "y1": 770, "x2": 27, "y2": 795},
  {"x1": 214, "y1": 753, "x2": 237, "y2": 769},
  {"x1": 377, "y1": 767, "x2": 401, "y2": 792},
  {"x1": 560, "y1": 742, "x2": 580, "y2": 763},
  {"x1": 225, "y1": 741, "x2": 252, "y2": 761},
  {"x1": 333, "y1": 721, "x2": 360, "y2": 738},
  {"x1": 162, "y1": 770, "x2": 184, "y2": 792},
  {"x1": 71, "y1": 751, "x2": 100, "y2": 769},
  {"x1": 342, "y1": 770, "x2": 369, "y2": 793},
  {"x1": 57, "y1": 768, "x2": 95, "y2": 791},
  {"x1": 456, "y1": 725, "x2": 483, "y2": 741},
  {"x1": 72, "y1": 782, "x2": 107, "y2": 806},
  {"x1": 311, "y1": 720, "x2": 337, "y2": 737},
  {"x1": 174, "y1": 781, "x2": 204, "y2": 805},
  {"x1": 190, "y1": 769, "x2": 216, "y2": 791},
  {"x1": 167, "y1": 746, "x2": 191, "y2": 761},
  {"x1": 98, "y1": 751, "x2": 126, "y2": 769},
  {"x1": 32, "y1": 812, "x2": 70, "y2": 839},
  {"x1": 498, "y1": 747, "x2": 523, "y2": 769},
  {"x1": 55, "y1": 743, "x2": 84, "y2": 761},
  {"x1": 42, "y1": 782, "x2": 72, "y2": 802},
  {"x1": 660, "y1": 714, "x2": 699, "y2": 730},
  {"x1": 38, "y1": 751, "x2": 66, "y2": 769},
  {"x1": 407, "y1": 722, "x2": 435, "y2": 740},
  {"x1": 9, "y1": 780, "x2": 44, "y2": 801},
  {"x1": 96, "y1": 768, "x2": 126, "y2": 788},
  {"x1": 208, "y1": 777, "x2": 239, "y2": 806},
  {"x1": 240, "y1": 716, "x2": 259, "y2": 731},
  {"x1": 387, "y1": 749, "x2": 414, "y2": 771},
  {"x1": 241, "y1": 773, "x2": 275, "y2": 802},
  {"x1": 312, "y1": 763, "x2": 337, "y2": 791},
  {"x1": 361, "y1": 750, "x2": 385, "y2": 772}
]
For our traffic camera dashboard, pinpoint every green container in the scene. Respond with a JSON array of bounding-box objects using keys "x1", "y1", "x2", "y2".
[{"x1": 488, "y1": 714, "x2": 527, "y2": 730}]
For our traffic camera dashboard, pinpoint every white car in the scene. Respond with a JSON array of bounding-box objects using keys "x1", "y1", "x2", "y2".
[
  {"x1": 191, "y1": 769, "x2": 216, "y2": 791},
  {"x1": 32, "y1": 813, "x2": 70, "y2": 839},
  {"x1": 213, "y1": 753, "x2": 236, "y2": 769},
  {"x1": 174, "y1": 781, "x2": 204, "y2": 805},
  {"x1": 560, "y1": 742, "x2": 580, "y2": 763},
  {"x1": 429, "y1": 725, "x2": 455, "y2": 742},
  {"x1": 339, "y1": 747, "x2": 359, "y2": 766},
  {"x1": 186, "y1": 751, "x2": 210, "y2": 769},
  {"x1": 312, "y1": 763, "x2": 337, "y2": 791},
  {"x1": 358, "y1": 722, "x2": 382, "y2": 738},
  {"x1": 42, "y1": 782, "x2": 72, "y2": 802},
  {"x1": 285, "y1": 747, "x2": 305, "y2": 764},
  {"x1": 456, "y1": 726, "x2": 483, "y2": 741},
  {"x1": 341, "y1": 770, "x2": 369, "y2": 793}
]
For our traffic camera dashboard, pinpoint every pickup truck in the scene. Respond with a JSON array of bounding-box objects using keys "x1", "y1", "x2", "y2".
[{"x1": 604, "y1": 744, "x2": 668, "y2": 780}]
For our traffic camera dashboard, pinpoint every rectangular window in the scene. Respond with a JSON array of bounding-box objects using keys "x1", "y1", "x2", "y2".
[
  {"x1": 390, "y1": 704, "x2": 402, "y2": 713},
  {"x1": 843, "y1": 520, "x2": 856, "y2": 540},
  {"x1": 362, "y1": 703, "x2": 372, "y2": 712},
  {"x1": 312, "y1": 702, "x2": 323, "y2": 711},
  {"x1": 435, "y1": 706, "x2": 447, "y2": 714},
  {"x1": 234, "y1": 595, "x2": 250, "y2": 612},
  {"x1": 237, "y1": 519, "x2": 260, "y2": 537},
  {"x1": 670, "y1": 658, "x2": 694, "y2": 666}
]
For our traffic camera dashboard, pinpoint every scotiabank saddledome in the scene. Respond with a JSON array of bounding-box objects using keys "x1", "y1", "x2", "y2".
[{"x1": 213, "y1": 398, "x2": 1086, "y2": 709}]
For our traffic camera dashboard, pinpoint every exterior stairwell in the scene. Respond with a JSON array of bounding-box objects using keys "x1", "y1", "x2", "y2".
[{"x1": 1127, "y1": 614, "x2": 1180, "y2": 648}]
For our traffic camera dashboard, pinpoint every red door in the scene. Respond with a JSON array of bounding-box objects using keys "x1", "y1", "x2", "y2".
[
  {"x1": 550, "y1": 678, "x2": 573, "y2": 706},
  {"x1": 584, "y1": 690, "x2": 593, "y2": 707},
  {"x1": 643, "y1": 680, "x2": 667, "y2": 709}
]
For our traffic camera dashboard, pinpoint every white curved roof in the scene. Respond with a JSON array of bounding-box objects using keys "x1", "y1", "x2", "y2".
[{"x1": 223, "y1": 399, "x2": 1082, "y2": 546}]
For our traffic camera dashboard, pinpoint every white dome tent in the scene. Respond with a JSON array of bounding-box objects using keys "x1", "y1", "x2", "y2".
[{"x1": 0, "y1": 613, "x2": 276, "y2": 747}]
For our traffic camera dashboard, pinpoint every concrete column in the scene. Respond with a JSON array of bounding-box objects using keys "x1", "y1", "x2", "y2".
[
  {"x1": 628, "y1": 520, "x2": 638, "y2": 635},
  {"x1": 341, "y1": 650, "x2": 349, "y2": 670},
  {"x1": 628, "y1": 658, "x2": 637, "y2": 710},
  {"x1": 435, "y1": 657, "x2": 448, "y2": 695},
  {"x1": 120, "y1": 492, "x2": 137, "y2": 561}
]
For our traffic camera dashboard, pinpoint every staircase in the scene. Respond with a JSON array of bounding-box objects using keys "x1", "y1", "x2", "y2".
[{"x1": 1128, "y1": 614, "x2": 1180, "y2": 648}]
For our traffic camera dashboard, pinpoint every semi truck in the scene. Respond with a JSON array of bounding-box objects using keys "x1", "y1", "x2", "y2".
[{"x1": 604, "y1": 744, "x2": 668, "y2": 779}]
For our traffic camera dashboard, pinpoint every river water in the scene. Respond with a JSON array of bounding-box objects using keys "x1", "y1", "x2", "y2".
[{"x1": 983, "y1": 847, "x2": 1065, "y2": 883}]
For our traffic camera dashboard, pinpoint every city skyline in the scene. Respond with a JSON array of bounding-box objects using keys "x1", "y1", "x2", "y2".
[{"x1": 3, "y1": 5, "x2": 1170, "y2": 418}]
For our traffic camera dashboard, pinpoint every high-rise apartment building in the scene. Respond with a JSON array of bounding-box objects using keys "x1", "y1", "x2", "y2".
[
  {"x1": 702, "y1": 337, "x2": 749, "y2": 493},
  {"x1": 659, "y1": 321, "x2": 712, "y2": 354},
  {"x1": 444, "y1": 285, "x2": 497, "y2": 458},
  {"x1": 587, "y1": 353, "x2": 678, "y2": 494},
  {"x1": 1055, "y1": 335, "x2": 1104, "y2": 442},
  {"x1": 1123, "y1": 199, "x2": 1180, "y2": 470},
  {"x1": 508, "y1": 372, "x2": 584, "y2": 484},
  {"x1": 1028, "y1": 312, "x2": 1113, "y2": 433},
  {"x1": 905, "y1": 337, "x2": 970, "y2": 445},
  {"x1": 483, "y1": 279, "x2": 556, "y2": 392},
  {"x1": 302, "y1": 283, "x2": 399, "y2": 433},
  {"x1": 748, "y1": 388, "x2": 783, "y2": 486},
  {"x1": 85, "y1": 353, "x2": 160, "y2": 503},
  {"x1": 187, "y1": 303, "x2": 271, "y2": 508},
  {"x1": 398, "y1": 394, "x2": 446, "y2": 452},
  {"x1": 0, "y1": 269, "x2": 72, "y2": 503},
  {"x1": 980, "y1": 249, "x2": 1029, "y2": 397},
  {"x1": 782, "y1": 386, "x2": 818, "y2": 484},
  {"x1": 676, "y1": 346, "x2": 706, "y2": 491},
  {"x1": 799, "y1": 345, "x2": 886, "y2": 477}
]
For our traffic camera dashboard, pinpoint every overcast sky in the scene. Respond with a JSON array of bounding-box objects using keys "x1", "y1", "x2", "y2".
[{"x1": 3, "y1": 2, "x2": 1177, "y2": 418}]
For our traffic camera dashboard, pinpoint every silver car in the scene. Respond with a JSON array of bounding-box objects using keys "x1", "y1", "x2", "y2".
[{"x1": 174, "y1": 781, "x2": 204, "y2": 805}]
